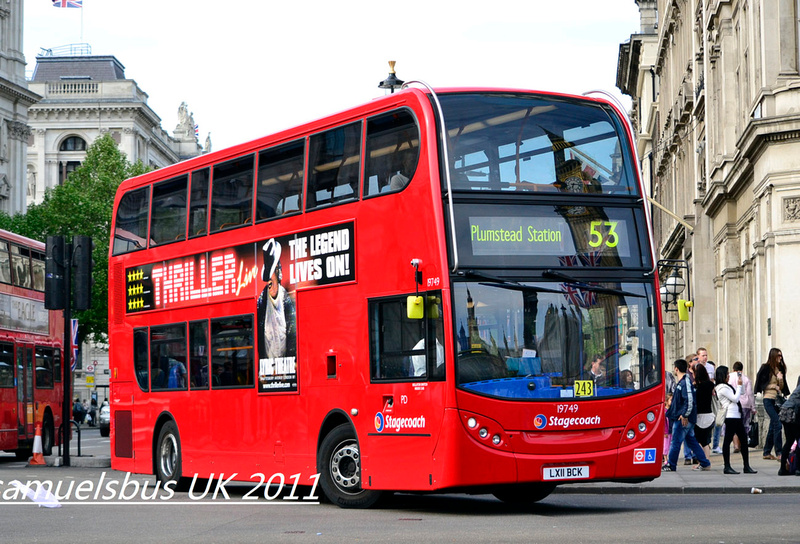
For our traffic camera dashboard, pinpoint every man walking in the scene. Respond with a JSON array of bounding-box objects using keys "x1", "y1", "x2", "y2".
[{"x1": 666, "y1": 358, "x2": 712, "y2": 471}]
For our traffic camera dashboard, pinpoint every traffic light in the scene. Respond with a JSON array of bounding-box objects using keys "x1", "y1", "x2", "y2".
[
  {"x1": 45, "y1": 236, "x2": 65, "y2": 310},
  {"x1": 677, "y1": 299, "x2": 693, "y2": 322},
  {"x1": 73, "y1": 235, "x2": 93, "y2": 311}
]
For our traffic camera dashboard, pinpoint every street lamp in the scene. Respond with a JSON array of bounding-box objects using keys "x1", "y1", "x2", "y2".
[
  {"x1": 657, "y1": 260, "x2": 692, "y2": 321},
  {"x1": 664, "y1": 268, "x2": 685, "y2": 298}
]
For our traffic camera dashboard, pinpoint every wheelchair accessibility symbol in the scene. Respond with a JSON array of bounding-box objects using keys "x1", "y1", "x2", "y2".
[{"x1": 633, "y1": 448, "x2": 657, "y2": 464}]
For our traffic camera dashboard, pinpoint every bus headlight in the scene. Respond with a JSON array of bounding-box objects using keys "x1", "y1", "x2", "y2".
[
  {"x1": 479, "y1": 428, "x2": 489, "y2": 439},
  {"x1": 627, "y1": 429, "x2": 635, "y2": 440},
  {"x1": 646, "y1": 411, "x2": 655, "y2": 423},
  {"x1": 492, "y1": 434, "x2": 502, "y2": 445},
  {"x1": 638, "y1": 422, "x2": 647, "y2": 433},
  {"x1": 467, "y1": 417, "x2": 477, "y2": 429}
]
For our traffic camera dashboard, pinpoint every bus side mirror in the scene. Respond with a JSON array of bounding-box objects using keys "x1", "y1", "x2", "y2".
[
  {"x1": 678, "y1": 299, "x2": 693, "y2": 321},
  {"x1": 407, "y1": 296, "x2": 424, "y2": 319}
]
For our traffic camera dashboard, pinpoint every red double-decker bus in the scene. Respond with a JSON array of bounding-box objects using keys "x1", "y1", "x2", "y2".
[
  {"x1": 0, "y1": 229, "x2": 64, "y2": 459},
  {"x1": 108, "y1": 85, "x2": 664, "y2": 507}
]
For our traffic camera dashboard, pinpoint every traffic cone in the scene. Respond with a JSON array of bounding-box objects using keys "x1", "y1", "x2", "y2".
[{"x1": 28, "y1": 422, "x2": 46, "y2": 466}]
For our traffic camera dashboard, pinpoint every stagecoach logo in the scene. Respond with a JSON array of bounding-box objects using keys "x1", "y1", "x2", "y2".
[
  {"x1": 533, "y1": 414, "x2": 547, "y2": 429},
  {"x1": 374, "y1": 412, "x2": 426, "y2": 433}
]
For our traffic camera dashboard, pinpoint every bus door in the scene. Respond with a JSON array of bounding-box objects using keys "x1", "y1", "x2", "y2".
[
  {"x1": 16, "y1": 344, "x2": 34, "y2": 442},
  {"x1": 0, "y1": 341, "x2": 17, "y2": 450},
  {"x1": 365, "y1": 293, "x2": 447, "y2": 490}
]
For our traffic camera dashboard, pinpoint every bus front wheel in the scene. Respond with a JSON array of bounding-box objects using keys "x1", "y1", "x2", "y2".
[
  {"x1": 492, "y1": 483, "x2": 555, "y2": 504},
  {"x1": 155, "y1": 421, "x2": 190, "y2": 491},
  {"x1": 318, "y1": 424, "x2": 382, "y2": 509}
]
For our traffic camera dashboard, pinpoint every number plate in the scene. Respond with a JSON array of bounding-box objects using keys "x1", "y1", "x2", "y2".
[{"x1": 543, "y1": 465, "x2": 589, "y2": 480}]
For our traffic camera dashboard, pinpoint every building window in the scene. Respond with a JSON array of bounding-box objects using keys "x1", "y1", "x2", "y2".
[
  {"x1": 60, "y1": 136, "x2": 87, "y2": 151},
  {"x1": 59, "y1": 161, "x2": 81, "y2": 185}
]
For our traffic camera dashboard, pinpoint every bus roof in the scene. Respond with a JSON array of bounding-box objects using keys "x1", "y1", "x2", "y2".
[{"x1": 0, "y1": 228, "x2": 45, "y2": 250}]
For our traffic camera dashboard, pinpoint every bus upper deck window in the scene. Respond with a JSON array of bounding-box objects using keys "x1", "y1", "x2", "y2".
[
  {"x1": 113, "y1": 187, "x2": 150, "y2": 255},
  {"x1": 307, "y1": 122, "x2": 362, "y2": 210},
  {"x1": 256, "y1": 139, "x2": 305, "y2": 221},
  {"x1": 189, "y1": 168, "x2": 210, "y2": 238},
  {"x1": 151, "y1": 175, "x2": 188, "y2": 246},
  {"x1": 210, "y1": 155, "x2": 255, "y2": 233},
  {"x1": 364, "y1": 110, "x2": 420, "y2": 197},
  {"x1": 31, "y1": 250, "x2": 45, "y2": 291},
  {"x1": 10, "y1": 245, "x2": 31, "y2": 289},
  {"x1": 0, "y1": 242, "x2": 11, "y2": 285}
]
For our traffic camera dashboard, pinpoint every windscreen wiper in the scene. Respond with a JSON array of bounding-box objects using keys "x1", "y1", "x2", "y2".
[
  {"x1": 542, "y1": 269, "x2": 644, "y2": 298},
  {"x1": 460, "y1": 270, "x2": 566, "y2": 294}
]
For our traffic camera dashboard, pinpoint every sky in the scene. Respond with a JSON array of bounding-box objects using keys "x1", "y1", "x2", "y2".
[{"x1": 24, "y1": 0, "x2": 641, "y2": 151}]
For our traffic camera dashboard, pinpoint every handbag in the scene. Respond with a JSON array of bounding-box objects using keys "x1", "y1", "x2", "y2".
[
  {"x1": 713, "y1": 385, "x2": 730, "y2": 427},
  {"x1": 779, "y1": 404, "x2": 797, "y2": 424},
  {"x1": 775, "y1": 394, "x2": 786, "y2": 408},
  {"x1": 747, "y1": 419, "x2": 759, "y2": 448}
]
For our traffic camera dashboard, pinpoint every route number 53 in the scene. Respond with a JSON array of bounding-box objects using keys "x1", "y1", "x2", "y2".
[{"x1": 589, "y1": 220, "x2": 619, "y2": 248}]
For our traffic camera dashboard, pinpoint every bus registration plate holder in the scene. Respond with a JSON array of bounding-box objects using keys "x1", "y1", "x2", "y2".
[{"x1": 543, "y1": 465, "x2": 589, "y2": 480}]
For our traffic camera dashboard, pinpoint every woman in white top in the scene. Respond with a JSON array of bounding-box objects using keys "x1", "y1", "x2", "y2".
[{"x1": 715, "y1": 365, "x2": 757, "y2": 474}]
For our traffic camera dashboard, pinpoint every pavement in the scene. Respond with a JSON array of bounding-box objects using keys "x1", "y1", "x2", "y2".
[{"x1": 556, "y1": 447, "x2": 800, "y2": 494}]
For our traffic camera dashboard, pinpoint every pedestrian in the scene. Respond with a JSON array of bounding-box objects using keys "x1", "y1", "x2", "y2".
[
  {"x1": 693, "y1": 363, "x2": 715, "y2": 463},
  {"x1": 683, "y1": 353, "x2": 699, "y2": 465},
  {"x1": 778, "y1": 377, "x2": 800, "y2": 475},
  {"x1": 697, "y1": 348, "x2": 724, "y2": 453},
  {"x1": 662, "y1": 369, "x2": 676, "y2": 469},
  {"x1": 715, "y1": 365, "x2": 757, "y2": 474},
  {"x1": 665, "y1": 358, "x2": 711, "y2": 472},
  {"x1": 72, "y1": 397, "x2": 85, "y2": 424},
  {"x1": 755, "y1": 348, "x2": 790, "y2": 460},
  {"x1": 729, "y1": 361, "x2": 755, "y2": 453}
]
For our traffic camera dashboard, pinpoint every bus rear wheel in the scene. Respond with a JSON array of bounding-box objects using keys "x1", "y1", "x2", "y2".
[
  {"x1": 155, "y1": 421, "x2": 190, "y2": 491},
  {"x1": 492, "y1": 483, "x2": 555, "y2": 504},
  {"x1": 318, "y1": 424, "x2": 382, "y2": 509}
]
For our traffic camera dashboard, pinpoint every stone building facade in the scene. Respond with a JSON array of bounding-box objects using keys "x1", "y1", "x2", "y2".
[
  {"x1": 0, "y1": 0, "x2": 39, "y2": 215},
  {"x1": 617, "y1": 0, "x2": 800, "y2": 382},
  {"x1": 26, "y1": 50, "x2": 208, "y2": 206}
]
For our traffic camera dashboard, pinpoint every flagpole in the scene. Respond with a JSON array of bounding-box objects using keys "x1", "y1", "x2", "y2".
[{"x1": 80, "y1": 1, "x2": 84, "y2": 41}]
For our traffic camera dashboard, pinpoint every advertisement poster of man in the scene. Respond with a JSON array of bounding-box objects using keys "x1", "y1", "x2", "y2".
[{"x1": 258, "y1": 238, "x2": 297, "y2": 392}]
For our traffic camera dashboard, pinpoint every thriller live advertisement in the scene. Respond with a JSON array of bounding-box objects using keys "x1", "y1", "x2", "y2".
[{"x1": 124, "y1": 221, "x2": 355, "y2": 393}]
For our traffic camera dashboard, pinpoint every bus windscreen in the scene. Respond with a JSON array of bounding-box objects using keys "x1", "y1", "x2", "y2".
[
  {"x1": 438, "y1": 93, "x2": 637, "y2": 196},
  {"x1": 453, "y1": 280, "x2": 659, "y2": 400}
]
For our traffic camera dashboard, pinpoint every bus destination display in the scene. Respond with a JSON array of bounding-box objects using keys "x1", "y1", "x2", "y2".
[{"x1": 468, "y1": 215, "x2": 630, "y2": 257}]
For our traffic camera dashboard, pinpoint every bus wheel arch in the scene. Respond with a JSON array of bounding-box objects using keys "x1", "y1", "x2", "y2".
[
  {"x1": 317, "y1": 416, "x2": 382, "y2": 509},
  {"x1": 153, "y1": 414, "x2": 190, "y2": 491}
]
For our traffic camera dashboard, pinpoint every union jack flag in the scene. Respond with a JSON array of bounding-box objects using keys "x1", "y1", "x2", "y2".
[
  {"x1": 71, "y1": 319, "x2": 79, "y2": 371},
  {"x1": 579, "y1": 250, "x2": 603, "y2": 267},
  {"x1": 53, "y1": 0, "x2": 83, "y2": 7},
  {"x1": 561, "y1": 283, "x2": 584, "y2": 307},
  {"x1": 558, "y1": 255, "x2": 580, "y2": 267},
  {"x1": 194, "y1": 124, "x2": 199, "y2": 138},
  {"x1": 582, "y1": 289, "x2": 597, "y2": 307}
]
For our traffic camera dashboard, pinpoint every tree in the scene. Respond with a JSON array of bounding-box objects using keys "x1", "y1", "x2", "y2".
[{"x1": 0, "y1": 134, "x2": 149, "y2": 344}]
